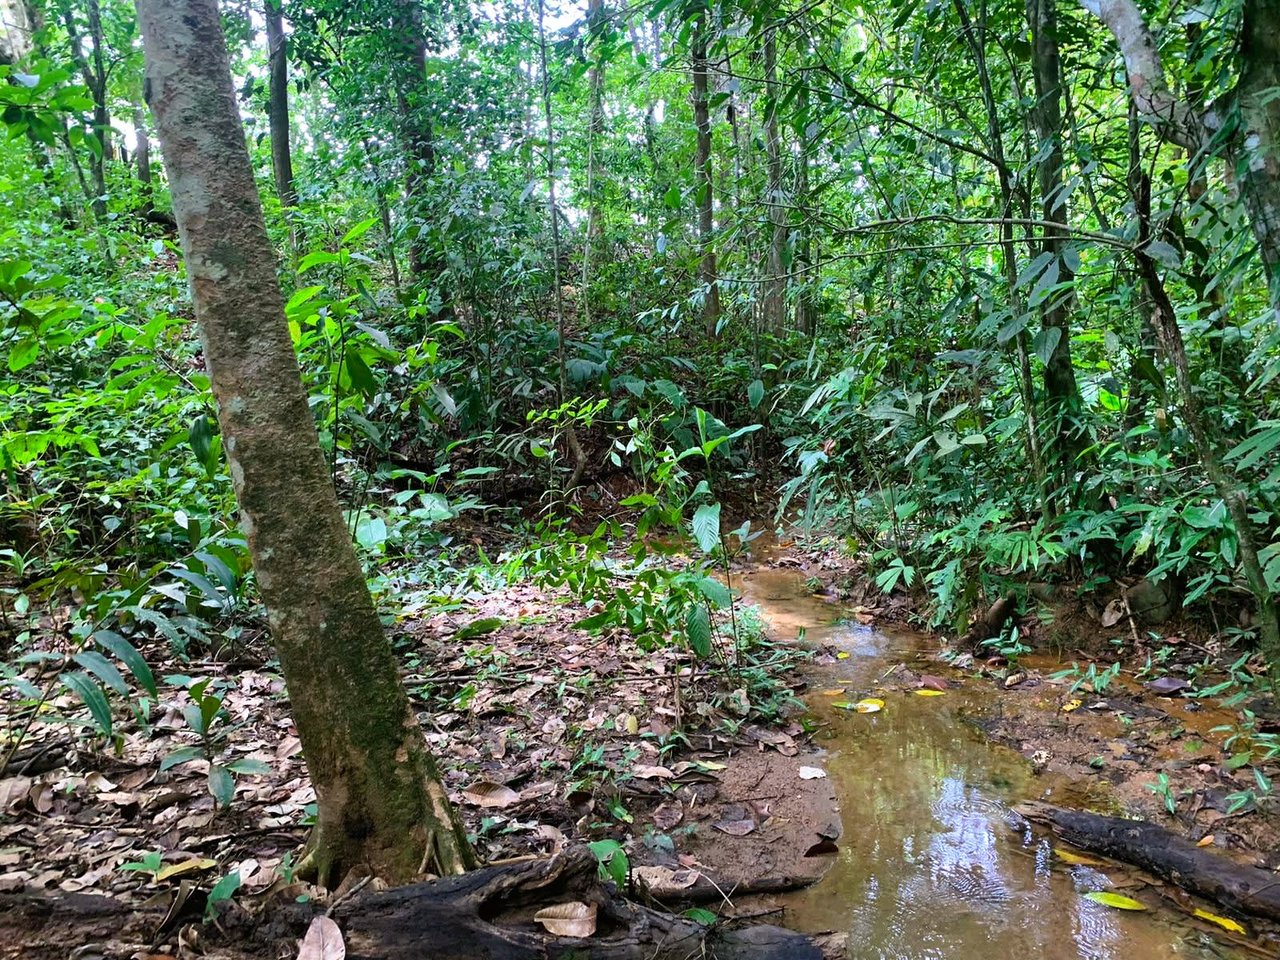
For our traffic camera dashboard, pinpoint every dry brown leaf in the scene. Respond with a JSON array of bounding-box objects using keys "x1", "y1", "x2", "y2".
[
  {"x1": 652, "y1": 802, "x2": 684, "y2": 831},
  {"x1": 462, "y1": 781, "x2": 520, "y2": 808},
  {"x1": 631, "y1": 764, "x2": 675, "y2": 780},
  {"x1": 804, "y1": 839, "x2": 839, "y2": 857},
  {"x1": 0, "y1": 776, "x2": 32, "y2": 813},
  {"x1": 920, "y1": 675, "x2": 949, "y2": 691},
  {"x1": 712, "y1": 818, "x2": 756, "y2": 837},
  {"x1": 532, "y1": 901, "x2": 597, "y2": 938},
  {"x1": 633, "y1": 865, "x2": 699, "y2": 895},
  {"x1": 297, "y1": 915, "x2": 346, "y2": 960}
]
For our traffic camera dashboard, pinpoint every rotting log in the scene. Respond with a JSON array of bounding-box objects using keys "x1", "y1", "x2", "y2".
[
  {"x1": 1015, "y1": 801, "x2": 1280, "y2": 922},
  {"x1": 327, "y1": 846, "x2": 824, "y2": 960}
]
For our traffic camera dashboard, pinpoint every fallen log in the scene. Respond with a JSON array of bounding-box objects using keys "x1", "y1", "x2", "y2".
[
  {"x1": 328, "y1": 846, "x2": 824, "y2": 960},
  {"x1": 1015, "y1": 801, "x2": 1280, "y2": 923}
]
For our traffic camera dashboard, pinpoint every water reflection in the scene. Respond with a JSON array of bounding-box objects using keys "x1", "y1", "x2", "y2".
[{"x1": 732, "y1": 567, "x2": 1246, "y2": 960}]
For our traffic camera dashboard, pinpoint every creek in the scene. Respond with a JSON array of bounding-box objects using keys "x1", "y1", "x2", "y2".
[{"x1": 732, "y1": 564, "x2": 1252, "y2": 960}]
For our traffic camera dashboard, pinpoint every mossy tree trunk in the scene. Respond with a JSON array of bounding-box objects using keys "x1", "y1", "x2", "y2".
[{"x1": 134, "y1": 0, "x2": 474, "y2": 885}]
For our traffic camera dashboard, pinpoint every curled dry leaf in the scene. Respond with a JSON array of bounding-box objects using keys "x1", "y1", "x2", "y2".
[
  {"x1": 920, "y1": 675, "x2": 949, "y2": 691},
  {"x1": 533, "y1": 901, "x2": 597, "y2": 938},
  {"x1": 633, "y1": 865, "x2": 699, "y2": 895},
  {"x1": 804, "y1": 839, "x2": 839, "y2": 857},
  {"x1": 462, "y1": 781, "x2": 521, "y2": 808},
  {"x1": 798, "y1": 766, "x2": 827, "y2": 780},
  {"x1": 631, "y1": 764, "x2": 675, "y2": 780},
  {"x1": 0, "y1": 777, "x2": 33, "y2": 813},
  {"x1": 297, "y1": 915, "x2": 346, "y2": 960}
]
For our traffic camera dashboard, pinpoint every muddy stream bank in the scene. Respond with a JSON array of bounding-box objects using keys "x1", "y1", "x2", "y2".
[{"x1": 731, "y1": 563, "x2": 1262, "y2": 960}]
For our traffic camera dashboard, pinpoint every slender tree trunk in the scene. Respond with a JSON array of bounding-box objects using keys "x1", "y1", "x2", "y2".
[
  {"x1": 133, "y1": 107, "x2": 152, "y2": 210},
  {"x1": 795, "y1": 84, "x2": 816, "y2": 335},
  {"x1": 60, "y1": 0, "x2": 109, "y2": 219},
  {"x1": 393, "y1": 0, "x2": 438, "y2": 281},
  {"x1": 1026, "y1": 0, "x2": 1086, "y2": 482},
  {"x1": 691, "y1": 14, "x2": 720, "y2": 338},
  {"x1": 580, "y1": 0, "x2": 606, "y2": 329},
  {"x1": 1235, "y1": 0, "x2": 1280, "y2": 303},
  {"x1": 1133, "y1": 175, "x2": 1280, "y2": 691},
  {"x1": 954, "y1": 0, "x2": 1047, "y2": 501},
  {"x1": 135, "y1": 0, "x2": 474, "y2": 884},
  {"x1": 265, "y1": 0, "x2": 297, "y2": 210},
  {"x1": 762, "y1": 28, "x2": 787, "y2": 335}
]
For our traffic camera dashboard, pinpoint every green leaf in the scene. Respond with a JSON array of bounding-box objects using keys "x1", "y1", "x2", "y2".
[
  {"x1": 690, "y1": 503, "x2": 721, "y2": 554},
  {"x1": 1032, "y1": 326, "x2": 1062, "y2": 366},
  {"x1": 297, "y1": 250, "x2": 340, "y2": 273},
  {"x1": 7, "y1": 338, "x2": 39, "y2": 372},
  {"x1": 1083, "y1": 891, "x2": 1147, "y2": 911},
  {"x1": 207, "y1": 764, "x2": 235, "y2": 808},
  {"x1": 71, "y1": 651, "x2": 127, "y2": 696},
  {"x1": 345, "y1": 351, "x2": 376, "y2": 396},
  {"x1": 160, "y1": 745, "x2": 206, "y2": 771},
  {"x1": 457, "y1": 617, "x2": 505, "y2": 639},
  {"x1": 60, "y1": 671, "x2": 113, "y2": 738},
  {"x1": 683, "y1": 907, "x2": 718, "y2": 926},
  {"x1": 205, "y1": 871, "x2": 242, "y2": 920},
  {"x1": 341, "y1": 217, "x2": 378, "y2": 246},
  {"x1": 693, "y1": 576, "x2": 732, "y2": 608},
  {"x1": 686, "y1": 604, "x2": 712, "y2": 658},
  {"x1": 747, "y1": 379, "x2": 765, "y2": 409}
]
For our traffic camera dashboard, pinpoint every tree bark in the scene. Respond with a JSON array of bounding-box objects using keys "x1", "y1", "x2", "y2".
[
  {"x1": 135, "y1": 0, "x2": 474, "y2": 884},
  {"x1": 265, "y1": 0, "x2": 297, "y2": 210},
  {"x1": 59, "y1": 0, "x2": 109, "y2": 219},
  {"x1": 762, "y1": 28, "x2": 787, "y2": 335},
  {"x1": 1026, "y1": 0, "x2": 1086, "y2": 481},
  {"x1": 1080, "y1": 0, "x2": 1280, "y2": 313},
  {"x1": 691, "y1": 14, "x2": 721, "y2": 338}
]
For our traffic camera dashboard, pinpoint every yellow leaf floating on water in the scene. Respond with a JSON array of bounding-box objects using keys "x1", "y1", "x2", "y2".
[
  {"x1": 1084, "y1": 891, "x2": 1147, "y2": 911},
  {"x1": 1192, "y1": 908, "x2": 1246, "y2": 935},
  {"x1": 1055, "y1": 849, "x2": 1106, "y2": 867},
  {"x1": 854, "y1": 698, "x2": 884, "y2": 713},
  {"x1": 913, "y1": 689, "x2": 945, "y2": 697},
  {"x1": 820, "y1": 688, "x2": 847, "y2": 696},
  {"x1": 1061, "y1": 699, "x2": 1083, "y2": 713},
  {"x1": 836, "y1": 652, "x2": 851, "y2": 660}
]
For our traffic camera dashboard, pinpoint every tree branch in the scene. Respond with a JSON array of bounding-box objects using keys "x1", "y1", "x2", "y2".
[{"x1": 1078, "y1": 0, "x2": 1204, "y2": 149}]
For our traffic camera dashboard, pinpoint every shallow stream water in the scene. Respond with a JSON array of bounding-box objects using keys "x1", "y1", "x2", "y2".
[{"x1": 733, "y1": 565, "x2": 1254, "y2": 960}]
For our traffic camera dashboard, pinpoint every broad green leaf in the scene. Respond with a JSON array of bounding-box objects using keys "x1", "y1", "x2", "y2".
[
  {"x1": 207, "y1": 764, "x2": 235, "y2": 807},
  {"x1": 691, "y1": 503, "x2": 721, "y2": 554},
  {"x1": 60, "y1": 671, "x2": 112, "y2": 737},
  {"x1": 686, "y1": 604, "x2": 712, "y2": 657},
  {"x1": 457, "y1": 617, "x2": 505, "y2": 639},
  {"x1": 72, "y1": 651, "x2": 127, "y2": 696},
  {"x1": 747, "y1": 379, "x2": 765, "y2": 409}
]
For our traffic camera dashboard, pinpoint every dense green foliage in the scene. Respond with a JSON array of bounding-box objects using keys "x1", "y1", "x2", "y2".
[{"x1": 3, "y1": 0, "x2": 1280, "y2": 747}]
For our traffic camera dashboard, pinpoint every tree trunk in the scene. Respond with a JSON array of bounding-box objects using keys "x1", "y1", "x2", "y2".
[
  {"x1": 132, "y1": 106, "x2": 152, "y2": 212},
  {"x1": 135, "y1": 0, "x2": 475, "y2": 885},
  {"x1": 762, "y1": 28, "x2": 787, "y2": 335},
  {"x1": 691, "y1": 15, "x2": 720, "y2": 338},
  {"x1": 59, "y1": 0, "x2": 109, "y2": 219},
  {"x1": 1026, "y1": 0, "x2": 1086, "y2": 482},
  {"x1": 1235, "y1": 0, "x2": 1280, "y2": 303},
  {"x1": 1133, "y1": 174, "x2": 1280, "y2": 691},
  {"x1": 392, "y1": 0, "x2": 438, "y2": 281},
  {"x1": 265, "y1": 0, "x2": 297, "y2": 210},
  {"x1": 1080, "y1": 0, "x2": 1280, "y2": 317},
  {"x1": 580, "y1": 0, "x2": 606, "y2": 330}
]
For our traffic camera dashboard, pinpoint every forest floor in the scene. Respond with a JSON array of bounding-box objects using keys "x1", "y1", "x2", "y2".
[{"x1": 3, "y1": 517, "x2": 1280, "y2": 957}]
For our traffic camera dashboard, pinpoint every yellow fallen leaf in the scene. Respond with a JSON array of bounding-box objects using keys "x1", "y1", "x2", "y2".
[
  {"x1": 836, "y1": 652, "x2": 851, "y2": 660},
  {"x1": 155, "y1": 858, "x2": 218, "y2": 882},
  {"x1": 820, "y1": 688, "x2": 847, "y2": 696},
  {"x1": 1192, "y1": 908, "x2": 1246, "y2": 935},
  {"x1": 854, "y1": 698, "x2": 884, "y2": 714},
  {"x1": 1061, "y1": 699, "x2": 1082, "y2": 713},
  {"x1": 913, "y1": 689, "x2": 945, "y2": 697},
  {"x1": 1197, "y1": 834, "x2": 1215, "y2": 847},
  {"x1": 1055, "y1": 849, "x2": 1106, "y2": 866},
  {"x1": 1084, "y1": 891, "x2": 1146, "y2": 911}
]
